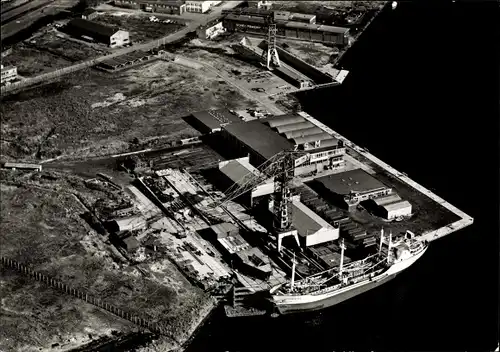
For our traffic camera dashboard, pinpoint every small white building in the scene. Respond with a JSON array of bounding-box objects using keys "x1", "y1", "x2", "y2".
[
  {"x1": 3, "y1": 162, "x2": 41, "y2": 171},
  {"x1": 1, "y1": 64, "x2": 17, "y2": 84},
  {"x1": 381, "y1": 201, "x2": 412, "y2": 220},
  {"x1": 197, "y1": 20, "x2": 225, "y2": 39},
  {"x1": 185, "y1": 0, "x2": 220, "y2": 13}
]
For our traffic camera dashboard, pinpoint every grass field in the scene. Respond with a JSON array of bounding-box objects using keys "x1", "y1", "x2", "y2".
[
  {"x1": 93, "y1": 14, "x2": 184, "y2": 44},
  {"x1": 0, "y1": 172, "x2": 213, "y2": 351},
  {"x1": 0, "y1": 57, "x2": 255, "y2": 162}
]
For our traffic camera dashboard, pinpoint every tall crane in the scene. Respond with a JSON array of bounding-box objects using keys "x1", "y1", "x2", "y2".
[
  {"x1": 261, "y1": 14, "x2": 281, "y2": 70},
  {"x1": 214, "y1": 149, "x2": 310, "y2": 240}
]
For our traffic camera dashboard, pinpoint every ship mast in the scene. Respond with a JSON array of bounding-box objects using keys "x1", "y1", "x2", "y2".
[
  {"x1": 290, "y1": 252, "x2": 296, "y2": 289},
  {"x1": 379, "y1": 228, "x2": 384, "y2": 255},
  {"x1": 387, "y1": 231, "x2": 393, "y2": 264},
  {"x1": 339, "y1": 238, "x2": 346, "y2": 278}
]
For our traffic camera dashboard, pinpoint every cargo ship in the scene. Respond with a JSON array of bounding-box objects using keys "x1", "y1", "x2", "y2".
[{"x1": 269, "y1": 230, "x2": 428, "y2": 314}]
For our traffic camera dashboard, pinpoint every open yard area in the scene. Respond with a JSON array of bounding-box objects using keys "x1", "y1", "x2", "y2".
[
  {"x1": 0, "y1": 170, "x2": 213, "y2": 350},
  {"x1": 28, "y1": 28, "x2": 109, "y2": 62},
  {"x1": 1, "y1": 43, "x2": 71, "y2": 77},
  {"x1": 0, "y1": 55, "x2": 257, "y2": 161},
  {"x1": 93, "y1": 13, "x2": 184, "y2": 44},
  {"x1": 277, "y1": 38, "x2": 338, "y2": 67}
]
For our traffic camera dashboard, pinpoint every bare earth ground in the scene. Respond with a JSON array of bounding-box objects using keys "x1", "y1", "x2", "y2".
[
  {"x1": 276, "y1": 38, "x2": 336, "y2": 66},
  {"x1": 27, "y1": 28, "x2": 110, "y2": 62},
  {"x1": 0, "y1": 170, "x2": 213, "y2": 351},
  {"x1": 0, "y1": 58, "x2": 255, "y2": 162}
]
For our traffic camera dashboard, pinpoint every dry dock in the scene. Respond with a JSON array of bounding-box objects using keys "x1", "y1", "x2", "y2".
[{"x1": 297, "y1": 111, "x2": 474, "y2": 242}]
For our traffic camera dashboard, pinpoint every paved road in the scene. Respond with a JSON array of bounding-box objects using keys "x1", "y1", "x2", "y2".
[{"x1": 1, "y1": 1, "x2": 243, "y2": 93}]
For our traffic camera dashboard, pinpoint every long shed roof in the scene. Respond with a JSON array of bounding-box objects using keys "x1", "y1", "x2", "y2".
[
  {"x1": 223, "y1": 120, "x2": 293, "y2": 161},
  {"x1": 292, "y1": 200, "x2": 333, "y2": 235}
]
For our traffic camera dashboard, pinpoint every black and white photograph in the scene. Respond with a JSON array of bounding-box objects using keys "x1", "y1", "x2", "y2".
[{"x1": 1, "y1": 1, "x2": 498, "y2": 351}]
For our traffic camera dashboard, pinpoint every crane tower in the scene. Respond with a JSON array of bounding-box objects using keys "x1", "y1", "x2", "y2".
[{"x1": 261, "y1": 17, "x2": 280, "y2": 70}]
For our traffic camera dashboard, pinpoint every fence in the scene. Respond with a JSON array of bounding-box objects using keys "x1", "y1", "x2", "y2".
[
  {"x1": 0, "y1": 28, "x2": 190, "y2": 96},
  {"x1": 0, "y1": 256, "x2": 175, "y2": 340}
]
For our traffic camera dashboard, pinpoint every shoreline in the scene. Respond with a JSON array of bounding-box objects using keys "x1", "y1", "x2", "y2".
[{"x1": 167, "y1": 3, "x2": 398, "y2": 350}]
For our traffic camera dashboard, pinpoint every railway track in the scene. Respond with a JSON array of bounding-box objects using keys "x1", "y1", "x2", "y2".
[{"x1": 1, "y1": 0, "x2": 54, "y2": 25}]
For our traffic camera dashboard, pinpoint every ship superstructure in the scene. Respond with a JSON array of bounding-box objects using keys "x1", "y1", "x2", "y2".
[{"x1": 270, "y1": 230, "x2": 428, "y2": 314}]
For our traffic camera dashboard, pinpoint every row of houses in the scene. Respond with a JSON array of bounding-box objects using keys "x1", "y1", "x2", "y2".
[{"x1": 113, "y1": 0, "x2": 221, "y2": 15}]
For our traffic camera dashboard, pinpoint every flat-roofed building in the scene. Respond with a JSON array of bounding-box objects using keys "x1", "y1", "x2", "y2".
[
  {"x1": 122, "y1": 236, "x2": 140, "y2": 252},
  {"x1": 114, "y1": 0, "x2": 186, "y2": 14},
  {"x1": 315, "y1": 168, "x2": 392, "y2": 210},
  {"x1": 289, "y1": 12, "x2": 316, "y2": 24},
  {"x1": 190, "y1": 109, "x2": 241, "y2": 133},
  {"x1": 1, "y1": 64, "x2": 17, "y2": 84},
  {"x1": 81, "y1": 8, "x2": 98, "y2": 20},
  {"x1": 218, "y1": 156, "x2": 274, "y2": 206},
  {"x1": 197, "y1": 19, "x2": 225, "y2": 39},
  {"x1": 185, "y1": 0, "x2": 220, "y2": 13},
  {"x1": 65, "y1": 18, "x2": 130, "y2": 47}
]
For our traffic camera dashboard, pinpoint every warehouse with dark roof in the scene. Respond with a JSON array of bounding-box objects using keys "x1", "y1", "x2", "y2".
[
  {"x1": 189, "y1": 109, "x2": 242, "y2": 134},
  {"x1": 315, "y1": 168, "x2": 392, "y2": 210},
  {"x1": 220, "y1": 114, "x2": 346, "y2": 176},
  {"x1": 65, "y1": 18, "x2": 130, "y2": 47}
]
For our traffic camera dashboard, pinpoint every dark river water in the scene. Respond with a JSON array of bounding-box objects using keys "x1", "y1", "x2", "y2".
[{"x1": 184, "y1": 1, "x2": 499, "y2": 352}]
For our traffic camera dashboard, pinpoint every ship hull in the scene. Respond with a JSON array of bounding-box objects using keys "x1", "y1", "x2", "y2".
[
  {"x1": 275, "y1": 272, "x2": 397, "y2": 314},
  {"x1": 273, "y1": 245, "x2": 427, "y2": 315}
]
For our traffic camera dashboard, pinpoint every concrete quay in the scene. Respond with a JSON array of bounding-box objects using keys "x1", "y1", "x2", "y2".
[{"x1": 297, "y1": 111, "x2": 474, "y2": 243}]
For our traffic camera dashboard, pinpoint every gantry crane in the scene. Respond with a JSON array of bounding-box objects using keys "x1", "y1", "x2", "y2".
[{"x1": 213, "y1": 150, "x2": 310, "y2": 251}]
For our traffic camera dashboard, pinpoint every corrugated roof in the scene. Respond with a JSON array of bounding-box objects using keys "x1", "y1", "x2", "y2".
[
  {"x1": 283, "y1": 126, "x2": 323, "y2": 139},
  {"x1": 275, "y1": 121, "x2": 314, "y2": 134},
  {"x1": 292, "y1": 132, "x2": 332, "y2": 145},
  {"x1": 316, "y1": 169, "x2": 388, "y2": 195},
  {"x1": 265, "y1": 114, "x2": 304, "y2": 128},
  {"x1": 285, "y1": 21, "x2": 349, "y2": 34},
  {"x1": 292, "y1": 200, "x2": 333, "y2": 235},
  {"x1": 373, "y1": 193, "x2": 402, "y2": 206},
  {"x1": 223, "y1": 120, "x2": 293, "y2": 161},
  {"x1": 219, "y1": 158, "x2": 261, "y2": 186},
  {"x1": 382, "y1": 200, "x2": 412, "y2": 212},
  {"x1": 67, "y1": 18, "x2": 120, "y2": 38},
  {"x1": 191, "y1": 109, "x2": 241, "y2": 131}
]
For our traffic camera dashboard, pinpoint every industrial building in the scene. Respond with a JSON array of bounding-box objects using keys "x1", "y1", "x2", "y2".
[
  {"x1": 65, "y1": 19, "x2": 130, "y2": 47},
  {"x1": 114, "y1": 0, "x2": 186, "y2": 14},
  {"x1": 81, "y1": 8, "x2": 98, "y2": 20},
  {"x1": 196, "y1": 19, "x2": 225, "y2": 39},
  {"x1": 218, "y1": 156, "x2": 274, "y2": 206},
  {"x1": 1, "y1": 64, "x2": 17, "y2": 84},
  {"x1": 221, "y1": 114, "x2": 345, "y2": 176},
  {"x1": 247, "y1": 0, "x2": 272, "y2": 10},
  {"x1": 189, "y1": 109, "x2": 242, "y2": 133},
  {"x1": 368, "y1": 193, "x2": 412, "y2": 220},
  {"x1": 222, "y1": 13, "x2": 349, "y2": 45},
  {"x1": 288, "y1": 199, "x2": 340, "y2": 247},
  {"x1": 3, "y1": 162, "x2": 41, "y2": 171},
  {"x1": 107, "y1": 216, "x2": 147, "y2": 232},
  {"x1": 315, "y1": 169, "x2": 392, "y2": 210},
  {"x1": 185, "y1": 1, "x2": 220, "y2": 13}
]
